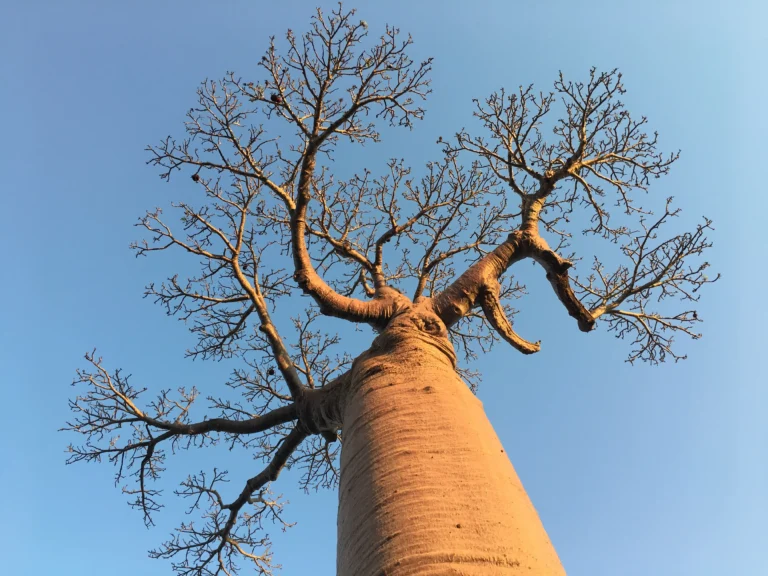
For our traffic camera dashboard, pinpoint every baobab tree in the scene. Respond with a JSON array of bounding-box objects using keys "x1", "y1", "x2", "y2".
[{"x1": 64, "y1": 6, "x2": 717, "y2": 576}]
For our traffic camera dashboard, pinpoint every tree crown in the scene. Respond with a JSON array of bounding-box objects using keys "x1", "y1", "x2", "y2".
[{"x1": 64, "y1": 5, "x2": 717, "y2": 575}]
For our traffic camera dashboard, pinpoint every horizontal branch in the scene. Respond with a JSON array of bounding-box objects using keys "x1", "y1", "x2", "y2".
[{"x1": 144, "y1": 405, "x2": 297, "y2": 437}]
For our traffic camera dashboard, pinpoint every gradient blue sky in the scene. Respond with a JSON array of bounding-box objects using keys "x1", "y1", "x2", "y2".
[{"x1": 1, "y1": 1, "x2": 766, "y2": 574}]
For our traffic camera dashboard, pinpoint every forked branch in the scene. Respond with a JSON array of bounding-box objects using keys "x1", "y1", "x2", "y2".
[
  {"x1": 150, "y1": 429, "x2": 306, "y2": 576},
  {"x1": 573, "y1": 198, "x2": 718, "y2": 363},
  {"x1": 64, "y1": 352, "x2": 299, "y2": 526}
]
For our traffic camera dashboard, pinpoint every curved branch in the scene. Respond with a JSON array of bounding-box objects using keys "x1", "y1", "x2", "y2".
[
  {"x1": 281, "y1": 15, "x2": 430, "y2": 325},
  {"x1": 479, "y1": 280, "x2": 540, "y2": 354},
  {"x1": 291, "y1": 153, "x2": 396, "y2": 325}
]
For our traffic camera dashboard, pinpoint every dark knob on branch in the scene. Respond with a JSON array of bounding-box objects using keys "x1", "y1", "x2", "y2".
[
  {"x1": 191, "y1": 173, "x2": 200, "y2": 182},
  {"x1": 321, "y1": 430, "x2": 338, "y2": 443}
]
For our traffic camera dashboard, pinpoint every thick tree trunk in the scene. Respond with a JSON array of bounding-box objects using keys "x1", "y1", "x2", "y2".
[{"x1": 336, "y1": 323, "x2": 566, "y2": 575}]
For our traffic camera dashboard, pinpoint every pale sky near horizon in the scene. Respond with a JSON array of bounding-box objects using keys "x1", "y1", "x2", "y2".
[{"x1": 1, "y1": 1, "x2": 766, "y2": 575}]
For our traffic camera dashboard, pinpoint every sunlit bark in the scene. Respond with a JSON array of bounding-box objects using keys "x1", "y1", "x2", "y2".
[{"x1": 338, "y1": 307, "x2": 564, "y2": 575}]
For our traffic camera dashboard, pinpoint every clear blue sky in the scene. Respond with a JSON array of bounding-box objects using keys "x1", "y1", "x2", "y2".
[{"x1": 1, "y1": 0, "x2": 765, "y2": 574}]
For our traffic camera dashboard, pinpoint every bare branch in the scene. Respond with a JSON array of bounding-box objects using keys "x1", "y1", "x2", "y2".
[
  {"x1": 527, "y1": 235, "x2": 596, "y2": 333},
  {"x1": 64, "y1": 352, "x2": 298, "y2": 526},
  {"x1": 574, "y1": 198, "x2": 718, "y2": 363},
  {"x1": 274, "y1": 6, "x2": 432, "y2": 322},
  {"x1": 151, "y1": 428, "x2": 306, "y2": 576},
  {"x1": 478, "y1": 278, "x2": 540, "y2": 354}
]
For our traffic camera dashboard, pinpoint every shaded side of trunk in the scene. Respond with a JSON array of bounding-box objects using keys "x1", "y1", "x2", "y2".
[{"x1": 337, "y1": 326, "x2": 565, "y2": 576}]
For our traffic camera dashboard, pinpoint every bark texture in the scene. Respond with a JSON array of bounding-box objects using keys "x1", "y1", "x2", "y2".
[{"x1": 337, "y1": 308, "x2": 565, "y2": 576}]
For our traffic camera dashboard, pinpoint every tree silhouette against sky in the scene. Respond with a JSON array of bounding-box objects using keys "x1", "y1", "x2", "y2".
[{"x1": 64, "y1": 6, "x2": 716, "y2": 575}]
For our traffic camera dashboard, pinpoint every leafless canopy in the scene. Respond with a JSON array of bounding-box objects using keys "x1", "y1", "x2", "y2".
[{"x1": 64, "y1": 5, "x2": 717, "y2": 575}]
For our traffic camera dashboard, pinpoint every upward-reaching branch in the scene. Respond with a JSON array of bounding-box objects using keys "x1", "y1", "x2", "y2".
[
  {"x1": 284, "y1": 7, "x2": 431, "y2": 323},
  {"x1": 146, "y1": 6, "x2": 432, "y2": 327}
]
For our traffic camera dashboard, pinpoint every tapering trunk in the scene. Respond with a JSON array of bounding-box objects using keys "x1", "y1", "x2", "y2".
[{"x1": 337, "y1": 326, "x2": 566, "y2": 576}]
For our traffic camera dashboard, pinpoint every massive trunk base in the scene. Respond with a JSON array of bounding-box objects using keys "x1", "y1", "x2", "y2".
[{"x1": 336, "y1": 323, "x2": 565, "y2": 576}]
